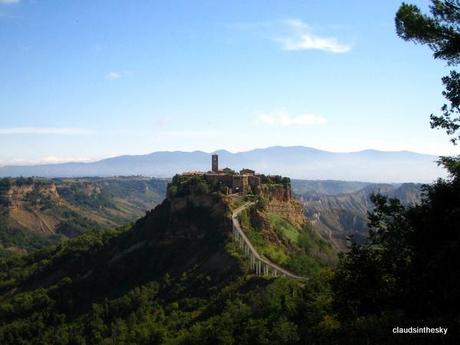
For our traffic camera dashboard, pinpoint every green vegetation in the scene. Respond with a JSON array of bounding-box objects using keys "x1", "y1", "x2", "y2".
[
  {"x1": 238, "y1": 207, "x2": 335, "y2": 277},
  {"x1": 262, "y1": 243, "x2": 290, "y2": 264},
  {"x1": 260, "y1": 175, "x2": 291, "y2": 188},
  {"x1": 269, "y1": 213, "x2": 300, "y2": 243},
  {"x1": 228, "y1": 195, "x2": 257, "y2": 213},
  {"x1": 0, "y1": 186, "x2": 338, "y2": 345},
  {"x1": 168, "y1": 175, "x2": 211, "y2": 197},
  {"x1": 54, "y1": 213, "x2": 102, "y2": 237},
  {"x1": 0, "y1": 264, "x2": 334, "y2": 344},
  {"x1": 56, "y1": 178, "x2": 167, "y2": 210},
  {"x1": 0, "y1": 209, "x2": 338, "y2": 345},
  {"x1": 331, "y1": 165, "x2": 460, "y2": 342},
  {"x1": 0, "y1": 179, "x2": 11, "y2": 207},
  {"x1": 0, "y1": 214, "x2": 53, "y2": 251},
  {"x1": 62, "y1": 183, "x2": 115, "y2": 209}
]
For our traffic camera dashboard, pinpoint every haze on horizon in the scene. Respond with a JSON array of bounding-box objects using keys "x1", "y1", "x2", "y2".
[{"x1": 1, "y1": 0, "x2": 459, "y2": 167}]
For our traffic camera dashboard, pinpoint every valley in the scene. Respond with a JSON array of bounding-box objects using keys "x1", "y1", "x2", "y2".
[
  {"x1": 292, "y1": 180, "x2": 422, "y2": 250},
  {"x1": 0, "y1": 177, "x2": 168, "y2": 253}
]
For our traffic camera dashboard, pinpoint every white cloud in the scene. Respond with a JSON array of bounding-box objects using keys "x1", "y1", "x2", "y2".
[
  {"x1": 0, "y1": 127, "x2": 96, "y2": 135},
  {"x1": 41, "y1": 156, "x2": 67, "y2": 163},
  {"x1": 105, "y1": 71, "x2": 122, "y2": 80},
  {"x1": 0, "y1": 0, "x2": 19, "y2": 4},
  {"x1": 277, "y1": 19, "x2": 351, "y2": 53},
  {"x1": 257, "y1": 110, "x2": 327, "y2": 127}
]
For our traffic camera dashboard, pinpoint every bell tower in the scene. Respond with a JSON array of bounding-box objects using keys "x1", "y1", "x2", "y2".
[{"x1": 212, "y1": 154, "x2": 218, "y2": 173}]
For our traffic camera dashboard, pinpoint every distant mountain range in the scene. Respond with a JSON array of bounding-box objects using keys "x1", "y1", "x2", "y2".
[{"x1": 0, "y1": 146, "x2": 445, "y2": 183}]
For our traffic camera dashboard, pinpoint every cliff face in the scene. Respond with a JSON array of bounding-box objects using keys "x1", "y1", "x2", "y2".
[
  {"x1": 130, "y1": 191, "x2": 238, "y2": 279},
  {"x1": 1, "y1": 182, "x2": 63, "y2": 236},
  {"x1": 260, "y1": 184, "x2": 306, "y2": 228},
  {"x1": 236, "y1": 182, "x2": 336, "y2": 275},
  {"x1": 298, "y1": 182, "x2": 422, "y2": 250},
  {"x1": 141, "y1": 192, "x2": 230, "y2": 241},
  {"x1": 1, "y1": 183, "x2": 60, "y2": 209}
]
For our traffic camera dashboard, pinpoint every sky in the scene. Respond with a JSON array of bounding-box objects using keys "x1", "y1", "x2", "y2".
[{"x1": 1, "y1": 0, "x2": 459, "y2": 165}]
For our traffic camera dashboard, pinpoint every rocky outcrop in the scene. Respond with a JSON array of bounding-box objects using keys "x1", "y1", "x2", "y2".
[
  {"x1": 299, "y1": 183, "x2": 422, "y2": 250},
  {"x1": 0, "y1": 182, "x2": 60, "y2": 209},
  {"x1": 131, "y1": 190, "x2": 238, "y2": 279},
  {"x1": 261, "y1": 184, "x2": 306, "y2": 228},
  {"x1": 165, "y1": 193, "x2": 230, "y2": 239}
]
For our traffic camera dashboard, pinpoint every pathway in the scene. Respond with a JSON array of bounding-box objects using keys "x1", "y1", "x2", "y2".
[{"x1": 232, "y1": 202, "x2": 307, "y2": 280}]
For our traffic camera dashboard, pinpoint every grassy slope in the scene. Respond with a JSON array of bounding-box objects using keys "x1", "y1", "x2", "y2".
[{"x1": 237, "y1": 201, "x2": 337, "y2": 277}]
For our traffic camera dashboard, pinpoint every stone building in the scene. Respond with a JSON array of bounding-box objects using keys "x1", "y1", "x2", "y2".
[
  {"x1": 240, "y1": 168, "x2": 255, "y2": 175},
  {"x1": 232, "y1": 175, "x2": 249, "y2": 194},
  {"x1": 212, "y1": 154, "x2": 219, "y2": 173},
  {"x1": 203, "y1": 154, "x2": 260, "y2": 195}
]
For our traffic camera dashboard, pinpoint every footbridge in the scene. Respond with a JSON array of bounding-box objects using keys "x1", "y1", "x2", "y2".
[{"x1": 232, "y1": 202, "x2": 307, "y2": 281}]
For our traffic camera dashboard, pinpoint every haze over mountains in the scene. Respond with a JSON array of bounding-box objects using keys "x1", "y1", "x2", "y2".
[{"x1": 0, "y1": 146, "x2": 445, "y2": 183}]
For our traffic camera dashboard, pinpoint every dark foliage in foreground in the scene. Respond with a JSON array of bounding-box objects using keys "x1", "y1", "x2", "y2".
[{"x1": 332, "y1": 157, "x2": 460, "y2": 344}]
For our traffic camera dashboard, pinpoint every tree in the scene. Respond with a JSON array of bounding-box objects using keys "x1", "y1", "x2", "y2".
[
  {"x1": 396, "y1": 0, "x2": 460, "y2": 143},
  {"x1": 331, "y1": 3, "x2": 460, "y2": 338},
  {"x1": 332, "y1": 195, "x2": 412, "y2": 319}
]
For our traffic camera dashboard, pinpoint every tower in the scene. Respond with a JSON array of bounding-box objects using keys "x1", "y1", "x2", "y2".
[{"x1": 212, "y1": 154, "x2": 218, "y2": 173}]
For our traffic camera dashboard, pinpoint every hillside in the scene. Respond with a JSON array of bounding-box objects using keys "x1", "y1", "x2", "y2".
[
  {"x1": 235, "y1": 181, "x2": 336, "y2": 276},
  {"x1": 0, "y1": 177, "x2": 168, "y2": 253},
  {"x1": 291, "y1": 179, "x2": 371, "y2": 196},
  {"x1": 0, "y1": 175, "x2": 423, "y2": 254},
  {"x1": 293, "y1": 182, "x2": 422, "y2": 250},
  {"x1": 0, "y1": 173, "x2": 337, "y2": 345},
  {"x1": 0, "y1": 146, "x2": 445, "y2": 182}
]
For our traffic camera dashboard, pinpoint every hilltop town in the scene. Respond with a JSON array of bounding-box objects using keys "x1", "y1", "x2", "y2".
[{"x1": 181, "y1": 154, "x2": 290, "y2": 196}]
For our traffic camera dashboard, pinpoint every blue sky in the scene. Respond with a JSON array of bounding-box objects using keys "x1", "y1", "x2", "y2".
[{"x1": 1, "y1": 0, "x2": 459, "y2": 165}]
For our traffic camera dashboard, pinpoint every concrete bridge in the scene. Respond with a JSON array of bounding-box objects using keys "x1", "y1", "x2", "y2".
[{"x1": 232, "y1": 202, "x2": 307, "y2": 280}]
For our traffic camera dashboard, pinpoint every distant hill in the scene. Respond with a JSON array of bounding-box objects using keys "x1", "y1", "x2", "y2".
[
  {"x1": 0, "y1": 146, "x2": 445, "y2": 183},
  {"x1": 0, "y1": 177, "x2": 168, "y2": 252},
  {"x1": 292, "y1": 180, "x2": 422, "y2": 250},
  {"x1": 291, "y1": 179, "x2": 371, "y2": 196}
]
